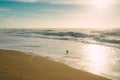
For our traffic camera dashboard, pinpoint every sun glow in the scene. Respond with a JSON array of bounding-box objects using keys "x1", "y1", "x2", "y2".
[{"x1": 92, "y1": 0, "x2": 112, "y2": 10}]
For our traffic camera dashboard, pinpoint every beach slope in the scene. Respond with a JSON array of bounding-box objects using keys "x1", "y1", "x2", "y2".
[{"x1": 0, "y1": 49, "x2": 111, "y2": 80}]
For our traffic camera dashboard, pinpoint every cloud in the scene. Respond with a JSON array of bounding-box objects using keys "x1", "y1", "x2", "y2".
[
  {"x1": 2, "y1": 0, "x2": 120, "y2": 6},
  {"x1": 11, "y1": 0, "x2": 39, "y2": 3},
  {"x1": 48, "y1": 0, "x2": 89, "y2": 5},
  {"x1": 4, "y1": 0, "x2": 89, "y2": 5},
  {"x1": 0, "y1": 8, "x2": 11, "y2": 11},
  {"x1": 3, "y1": 0, "x2": 42, "y2": 3}
]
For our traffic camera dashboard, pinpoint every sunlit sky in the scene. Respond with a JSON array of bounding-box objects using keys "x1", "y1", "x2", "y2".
[{"x1": 0, "y1": 0, "x2": 120, "y2": 28}]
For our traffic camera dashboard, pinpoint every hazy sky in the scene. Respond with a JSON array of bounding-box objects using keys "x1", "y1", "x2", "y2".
[{"x1": 0, "y1": 0, "x2": 120, "y2": 28}]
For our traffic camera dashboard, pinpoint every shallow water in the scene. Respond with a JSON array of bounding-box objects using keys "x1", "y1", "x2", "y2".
[{"x1": 0, "y1": 28, "x2": 120, "y2": 80}]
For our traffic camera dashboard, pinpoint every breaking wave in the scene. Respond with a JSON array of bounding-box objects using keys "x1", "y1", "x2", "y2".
[{"x1": 0, "y1": 29, "x2": 120, "y2": 48}]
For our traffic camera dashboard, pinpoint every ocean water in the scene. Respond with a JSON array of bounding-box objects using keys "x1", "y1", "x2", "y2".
[{"x1": 0, "y1": 28, "x2": 120, "y2": 80}]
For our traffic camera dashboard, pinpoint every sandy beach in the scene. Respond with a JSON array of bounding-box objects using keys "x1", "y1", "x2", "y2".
[{"x1": 0, "y1": 49, "x2": 111, "y2": 80}]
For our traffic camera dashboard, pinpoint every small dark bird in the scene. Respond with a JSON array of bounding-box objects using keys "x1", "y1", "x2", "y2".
[{"x1": 66, "y1": 50, "x2": 69, "y2": 56}]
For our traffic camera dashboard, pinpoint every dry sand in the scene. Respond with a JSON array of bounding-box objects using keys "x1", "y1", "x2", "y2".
[{"x1": 0, "y1": 49, "x2": 111, "y2": 80}]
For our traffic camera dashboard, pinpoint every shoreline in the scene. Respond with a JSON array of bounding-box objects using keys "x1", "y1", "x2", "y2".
[{"x1": 0, "y1": 49, "x2": 112, "y2": 80}]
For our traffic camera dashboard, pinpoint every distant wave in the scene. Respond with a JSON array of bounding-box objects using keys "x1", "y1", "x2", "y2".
[{"x1": 0, "y1": 29, "x2": 120, "y2": 47}]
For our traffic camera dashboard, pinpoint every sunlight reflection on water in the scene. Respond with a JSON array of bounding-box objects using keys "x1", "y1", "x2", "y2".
[{"x1": 82, "y1": 44, "x2": 113, "y2": 75}]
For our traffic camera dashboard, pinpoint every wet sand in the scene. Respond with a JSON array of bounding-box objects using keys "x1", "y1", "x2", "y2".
[{"x1": 0, "y1": 49, "x2": 111, "y2": 80}]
